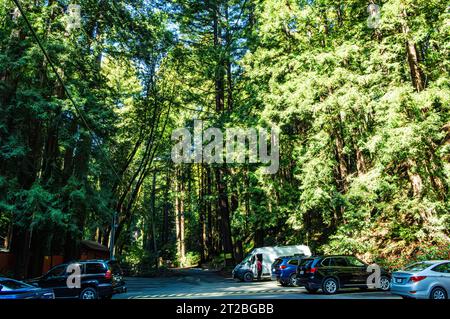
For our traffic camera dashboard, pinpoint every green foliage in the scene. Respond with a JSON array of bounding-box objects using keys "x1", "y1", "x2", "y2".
[{"x1": 0, "y1": 0, "x2": 448, "y2": 274}]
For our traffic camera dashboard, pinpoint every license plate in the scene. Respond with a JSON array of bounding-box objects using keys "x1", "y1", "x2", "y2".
[
  {"x1": 395, "y1": 278, "x2": 403, "y2": 283},
  {"x1": 300, "y1": 270, "x2": 304, "y2": 275}
]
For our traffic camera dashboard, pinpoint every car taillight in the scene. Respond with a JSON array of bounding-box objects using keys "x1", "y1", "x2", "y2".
[
  {"x1": 410, "y1": 276, "x2": 426, "y2": 283},
  {"x1": 105, "y1": 269, "x2": 112, "y2": 280},
  {"x1": 280, "y1": 265, "x2": 287, "y2": 269},
  {"x1": 306, "y1": 267, "x2": 318, "y2": 274}
]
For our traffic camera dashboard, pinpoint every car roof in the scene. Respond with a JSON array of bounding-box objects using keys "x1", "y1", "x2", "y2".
[
  {"x1": 277, "y1": 255, "x2": 303, "y2": 259},
  {"x1": 409, "y1": 260, "x2": 449, "y2": 264},
  {"x1": 66, "y1": 259, "x2": 108, "y2": 264},
  {"x1": 0, "y1": 277, "x2": 24, "y2": 283},
  {"x1": 48, "y1": 259, "x2": 109, "y2": 268},
  {"x1": 309, "y1": 255, "x2": 355, "y2": 259}
]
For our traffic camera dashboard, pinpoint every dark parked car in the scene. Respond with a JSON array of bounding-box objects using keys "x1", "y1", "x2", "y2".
[
  {"x1": 296, "y1": 255, "x2": 391, "y2": 294},
  {"x1": 0, "y1": 277, "x2": 55, "y2": 299},
  {"x1": 271, "y1": 256, "x2": 303, "y2": 286},
  {"x1": 28, "y1": 259, "x2": 126, "y2": 299}
]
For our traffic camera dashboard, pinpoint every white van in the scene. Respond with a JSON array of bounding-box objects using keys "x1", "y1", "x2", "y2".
[{"x1": 232, "y1": 245, "x2": 311, "y2": 282}]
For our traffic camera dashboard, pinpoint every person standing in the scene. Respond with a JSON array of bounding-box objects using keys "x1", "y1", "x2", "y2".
[{"x1": 256, "y1": 258, "x2": 263, "y2": 280}]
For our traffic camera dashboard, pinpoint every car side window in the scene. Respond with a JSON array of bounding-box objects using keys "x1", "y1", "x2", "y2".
[
  {"x1": 85, "y1": 263, "x2": 107, "y2": 274},
  {"x1": 46, "y1": 265, "x2": 66, "y2": 277},
  {"x1": 321, "y1": 258, "x2": 331, "y2": 267},
  {"x1": 433, "y1": 263, "x2": 450, "y2": 273},
  {"x1": 346, "y1": 257, "x2": 365, "y2": 267},
  {"x1": 333, "y1": 257, "x2": 348, "y2": 267}
]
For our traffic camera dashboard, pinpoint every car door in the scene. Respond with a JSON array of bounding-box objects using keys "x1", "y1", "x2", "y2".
[
  {"x1": 249, "y1": 255, "x2": 257, "y2": 277},
  {"x1": 330, "y1": 257, "x2": 352, "y2": 287},
  {"x1": 287, "y1": 258, "x2": 299, "y2": 276},
  {"x1": 345, "y1": 256, "x2": 368, "y2": 286},
  {"x1": 432, "y1": 262, "x2": 450, "y2": 293},
  {"x1": 39, "y1": 265, "x2": 70, "y2": 298}
]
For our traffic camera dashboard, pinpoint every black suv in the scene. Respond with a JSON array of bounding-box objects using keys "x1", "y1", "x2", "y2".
[
  {"x1": 29, "y1": 260, "x2": 126, "y2": 299},
  {"x1": 296, "y1": 255, "x2": 390, "y2": 294}
]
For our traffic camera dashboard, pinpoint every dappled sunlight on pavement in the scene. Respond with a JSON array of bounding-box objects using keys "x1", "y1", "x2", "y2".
[{"x1": 113, "y1": 269, "x2": 399, "y2": 300}]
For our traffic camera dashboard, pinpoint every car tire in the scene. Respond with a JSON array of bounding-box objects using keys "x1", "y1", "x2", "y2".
[
  {"x1": 289, "y1": 273, "x2": 297, "y2": 287},
  {"x1": 305, "y1": 287, "x2": 318, "y2": 294},
  {"x1": 322, "y1": 277, "x2": 339, "y2": 295},
  {"x1": 378, "y1": 276, "x2": 390, "y2": 291},
  {"x1": 79, "y1": 287, "x2": 98, "y2": 300},
  {"x1": 243, "y1": 272, "x2": 253, "y2": 282},
  {"x1": 430, "y1": 287, "x2": 447, "y2": 300}
]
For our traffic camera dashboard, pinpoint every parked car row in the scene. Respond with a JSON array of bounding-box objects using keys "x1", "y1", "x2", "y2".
[
  {"x1": 232, "y1": 245, "x2": 449, "y2": 299},
  {"x1": 0, "y1": 259, "x2": 127, "y2": 300},
  {"x1": 270, "y1": 254, "x2": 450, "y2": 299}
]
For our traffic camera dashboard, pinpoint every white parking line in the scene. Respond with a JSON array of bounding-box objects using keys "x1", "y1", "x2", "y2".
[{"x1": 128, "y1": 288, "x2": 301, "y2": 299}]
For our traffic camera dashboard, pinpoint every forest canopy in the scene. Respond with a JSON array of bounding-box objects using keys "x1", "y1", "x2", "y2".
[{"x1": 0, "y1": 0, "x2": 449, "y2": 278}]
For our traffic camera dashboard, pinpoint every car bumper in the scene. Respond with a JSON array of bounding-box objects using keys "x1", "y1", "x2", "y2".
[
  {"x1": 390, "y1": 283, "x2": 430, "y2": 299},
  {"x1": 97, "y1": 284, "x2": 114, "y2": 297},
  {"x1": 232, "y1": 268, "x2": 248, "y2": 280},
  {"x1": 113, "y1": 284, "x2": 127, "y2": 294},
  {"x1": 297, "y1": 277, "x2": 321, "y2": 290}
]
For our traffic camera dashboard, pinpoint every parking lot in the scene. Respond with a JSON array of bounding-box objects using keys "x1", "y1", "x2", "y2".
[{"x1": 114, "y1": 268, "x2": 399, "y2": 299}]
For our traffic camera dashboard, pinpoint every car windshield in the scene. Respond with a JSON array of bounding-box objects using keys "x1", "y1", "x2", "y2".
[
  {"x1": 46, "y1": 265, "x2": 66, "y2": 277},
  {"x1": 299, "y1": 259, "x2": 314, "y2": 267},
  {"x1": 0, "y1": 279, "x2": 32, "y2": 291},
  {"x1": 241, "y1": 254, "x2": 253, "y2": 264},
  {"x1": 273, "y1": 258, "x2": 283, "y2": 266},
  {"x1": 404, "y1": 262, "x2": 432, "y2": 272}
]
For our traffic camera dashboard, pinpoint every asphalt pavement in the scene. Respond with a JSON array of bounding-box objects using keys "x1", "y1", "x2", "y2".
[{"x1": 113, "y1": 268, "x2": 399, "y2": 299}]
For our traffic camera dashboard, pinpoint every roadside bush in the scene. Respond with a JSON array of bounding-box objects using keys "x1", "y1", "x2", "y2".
[{"x1": 184, "y1": 252, "x2": 201, "y2": 267}]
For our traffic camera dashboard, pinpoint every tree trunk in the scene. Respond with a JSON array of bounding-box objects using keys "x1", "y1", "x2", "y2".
[
  {"x1": 213, "y1": 3, "x2": 234, "y2": 264},
  {"x1": 401, "y1": 10, "x2": 425, "y2": 92},
  {"x1": 175, "y1": 168, "x2": 186, "y2": 266}
]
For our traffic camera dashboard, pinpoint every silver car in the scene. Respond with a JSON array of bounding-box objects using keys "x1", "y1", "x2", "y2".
[{"x1": 391, "y1": 260, "x2": 450, "y2": 299}]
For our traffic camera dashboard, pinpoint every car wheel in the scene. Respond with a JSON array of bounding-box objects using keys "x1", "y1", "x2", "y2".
[
  {"x1": 430, "y1": 287, "x2": 447, "y2": 300},
  {"x1": 243, "y1": 272, "x2": 253, "y2": 282},
  {"x1": 305, "y1": 287, "x2": 318, "y2": 294},
  {"x1": 289, "y1": 273, "x2": 297, "y2": 287},
  {"x1": 80, "y1": 287, "x2": 98, "y2": 300},
  {"x1": 379, "y1": 276, "x2": 390, "y2": 291},
  {"x1": 322, "y1": 278, "x2": 339, "y2": 295}
]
